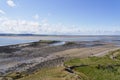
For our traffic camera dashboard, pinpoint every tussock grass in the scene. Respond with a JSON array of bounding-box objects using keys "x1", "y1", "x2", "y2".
[
  {"x1": 64, "y1": 49, "x2": 120, "y2": 80},
  {"x1": 18, "y1": 67, "x2": 81, "y2": 80}
]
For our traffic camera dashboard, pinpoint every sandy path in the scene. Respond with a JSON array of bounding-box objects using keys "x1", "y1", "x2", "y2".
[
  {"x1": 92, "y1": 47, "x2": 120, "y2": 57},
  {"x1": 53, "y1": 44, "x2": 120, "y2": 58}
]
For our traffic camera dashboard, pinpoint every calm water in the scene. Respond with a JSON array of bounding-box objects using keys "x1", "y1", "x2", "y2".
[
  {"x1": 0, "y1": 37, "x2": 38, "y2": 46},
  {"x1": 0, "y1": 36, "x2": 120, "y2": 46}
]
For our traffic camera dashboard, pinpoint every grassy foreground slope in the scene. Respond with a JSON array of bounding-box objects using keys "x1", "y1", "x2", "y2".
[
  {"x1": 18, "y1": 67, "x2": 81, "y2": 80},
  {"x1": 18, "y1": 49, "x2": 120, "y2": 80},
  {"x1": 65, "y1": 49, "x2": 120, "y2": 80}
]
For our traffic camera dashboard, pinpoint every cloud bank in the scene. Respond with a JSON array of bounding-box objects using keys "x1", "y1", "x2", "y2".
[
  {"x1": 0, "y1": 17, "x2": 119, "y2": 35},
  {"x1": 0, "y1": 17, "x2": 80, "y2": 34}
]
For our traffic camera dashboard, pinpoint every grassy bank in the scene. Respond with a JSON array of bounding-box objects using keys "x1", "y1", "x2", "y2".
[
  {"x1": 64, "y1": 49, "x2": 120, "y2": 80},
  {"x1": 18, "y1": 67, "x2": 80, "y2": 80}
]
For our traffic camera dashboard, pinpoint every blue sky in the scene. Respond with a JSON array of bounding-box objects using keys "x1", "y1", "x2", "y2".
[{"x1": 0, "y1": 0, "x2": 120, "y2": 35}]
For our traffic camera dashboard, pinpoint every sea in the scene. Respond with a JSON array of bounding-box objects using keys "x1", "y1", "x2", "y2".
[
  {"x1": 0, "y1": 36, "x2": 120, "y2": 46},
  {"x1": 0, "y1": 37, "x2": 38, "y2": 46}
]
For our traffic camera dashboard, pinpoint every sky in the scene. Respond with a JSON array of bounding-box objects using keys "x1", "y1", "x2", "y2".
[{"x1": 0, "y1": 0, "x2": 120, "y2": 35}]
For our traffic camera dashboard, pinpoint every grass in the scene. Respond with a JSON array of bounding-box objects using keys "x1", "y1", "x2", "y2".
[
  {"x1": 39, "y1": 40, "x2": 59, "y2": 44},
  {"x1": 64, "y1": 42, "x2": 76, "y2": 46},
  {"x1": 18, "y1": 67, "x2": 80, "y2": 80},
  {"x1": 4, "y1": 71, "x2": 28, "y2": 80},
  {"x1": 29, "y1": 40, "x2": 59, "y2": 46},
  {"x1": 64, "y1": 49, "x2": 120, "y2": 80}
]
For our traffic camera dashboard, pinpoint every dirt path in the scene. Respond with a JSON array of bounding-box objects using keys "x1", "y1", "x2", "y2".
[
  {"x1": 92, "y1": 47, "x2": 120, "y2": 57},
  {"x1": 54, "y1": 44, "x2": 120, "y2": 58}
]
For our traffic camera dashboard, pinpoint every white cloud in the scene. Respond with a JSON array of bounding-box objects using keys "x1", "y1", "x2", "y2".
[
  {"x1": 33, "y1": 14, "x2": 39, "y2": 20},
  {"x1": 0, "y1": 17, "x2": 120, "y2": 35},
  {"x1": 0, "y1": 10, "x2": 5, "y2": 14},
  {"x1": 6, "y1": 0, "x2": 16, "y2": 7},
  {"x1": 0, "y1": 17, "x2": 40, "y2": 34},
  {"x1": 0, "y1": 17, "x2": 80, "y2": 34}
]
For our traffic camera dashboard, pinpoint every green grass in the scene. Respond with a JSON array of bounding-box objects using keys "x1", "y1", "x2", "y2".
[
  {"x1": 39, "y1": 40, "x2": 59, "y2": 44},
  {"x1": 64, "y1": 42, "x2": 76, "y2": 46},
  {"x1": 18, "y1": 67, "x2": 80, "y2": 80},
  {"x1": 64, "y1": 49, "x2": 120, "y2": 80}
]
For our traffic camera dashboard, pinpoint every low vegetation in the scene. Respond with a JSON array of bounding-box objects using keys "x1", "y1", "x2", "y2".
[
  {"x1": 64, "y1": 42, "x2": 76, "y2": 46},
  {"x1": 29, "y1": 40, "x2": 60, "y2": 46},
  {"x1": 64, "y1": 49, "x2": 120, "y2": 80},
  {"x1": 18, "y1": 67, "x2": 80, "y2": 80},
  {"x1": 39, "y1": 40, "x2": 59, "y2": 44}
]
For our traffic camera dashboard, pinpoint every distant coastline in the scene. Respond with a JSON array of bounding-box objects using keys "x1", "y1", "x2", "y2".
[{"x1": 0, "y1": 33, "x2": 120, "y2": 37}]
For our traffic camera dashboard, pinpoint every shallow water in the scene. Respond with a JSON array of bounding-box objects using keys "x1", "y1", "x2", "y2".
[{"x1": 50, "y1": 42, "x2": 66, "y2": 46}]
